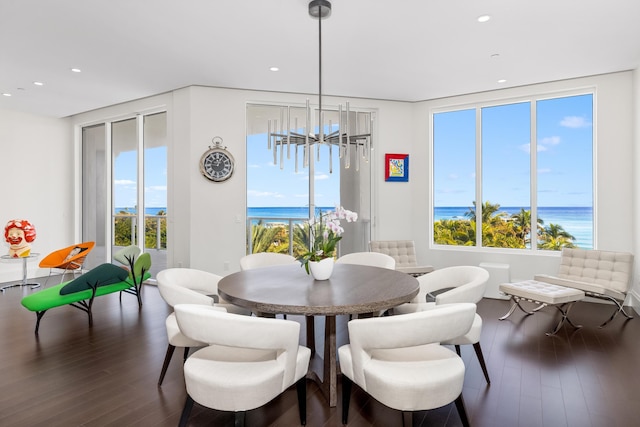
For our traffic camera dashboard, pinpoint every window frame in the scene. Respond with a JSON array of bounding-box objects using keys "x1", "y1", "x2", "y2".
[{"x1": 429, "y1": 88, "x2": 596, "y2": 253}]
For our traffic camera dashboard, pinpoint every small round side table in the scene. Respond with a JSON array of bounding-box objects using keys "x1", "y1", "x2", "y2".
[{"x1": 1, "y1": 253, "x2": 40, "y2": 292}]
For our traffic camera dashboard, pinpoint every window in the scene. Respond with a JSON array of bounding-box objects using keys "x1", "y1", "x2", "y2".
[
  {"x1": 245, "y1": 103, "x2": 373, "y2": 257},
  {"x1": 433, "y1": 92, "x2": 593, "y2": 251}
]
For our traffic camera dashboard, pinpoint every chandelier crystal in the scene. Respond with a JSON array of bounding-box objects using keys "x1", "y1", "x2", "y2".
[{"x1": 267, "y1": 0, "x2": 373, "y2": 174}]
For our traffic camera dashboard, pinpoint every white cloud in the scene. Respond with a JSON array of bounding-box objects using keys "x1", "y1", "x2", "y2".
[
  {"x1": 538, "y1": 168, "x2": 552, "y2": 174},
  {"x1": 560, "y1": 116, "x2": 591, "y2": 128},
  {"x1": 448, "y1": 173, "x2": 459, "y2": 180},
  {"x1": 114, "y1": 179, "x2": 136, "y2": 186},
  {"x1": 146, "y1": 185, "x2": 167, "y2": 191},
  {"x1": 300, "y1": 172, "x2": 330, "y2": 181},
  {"x1": 520, "y1": 143, "x2": 548, "y2": 153},
  {"x1": 539, "y1": 136, "x2": 561, "y2": 146},
  {"x1": 248, "y1": 164, "x2": 261, "y2": 168}
]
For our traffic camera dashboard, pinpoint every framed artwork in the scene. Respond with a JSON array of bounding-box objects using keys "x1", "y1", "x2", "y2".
[{"x1": 384, "y1": 153, "x2": 409, "y2": 182}]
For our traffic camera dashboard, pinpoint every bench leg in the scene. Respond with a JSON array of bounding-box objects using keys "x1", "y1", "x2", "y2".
[
  {"x1": 547, "y1": 302, "x2": 582, "y2": 336},
  {"x1": 34, "y1": 310, "x2": 47, "y2": 335},
  {"x1": 499, "y1": 296, "x2": 544, "y2": 320}
]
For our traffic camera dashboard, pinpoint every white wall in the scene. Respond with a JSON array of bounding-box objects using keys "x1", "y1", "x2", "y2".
[
  {"x1": 169, "y1": 86, "x2": 412, "y2": 274},
  {"x1": 0, "y1": 109, "x2": 72, "y2": 282},
  {"x1": 633, "y1": 68, "x2": 640, "y2": 305},
  {"x1": 64, "y1": 71, "x2": 637, "y2": 306}
]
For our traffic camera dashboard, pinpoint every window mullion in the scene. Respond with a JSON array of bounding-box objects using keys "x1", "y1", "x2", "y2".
[
  {"x1": 475, "y1": 107, "x2": 483, "y2": 248},
  {"x1": 530, "y1": 101, "x2": 538, "y2": 251}
]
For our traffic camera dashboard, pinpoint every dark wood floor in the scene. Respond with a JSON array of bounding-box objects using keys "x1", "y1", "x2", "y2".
[{"x1": 1, "y1": 278, "x2": 640, "y2": 427}]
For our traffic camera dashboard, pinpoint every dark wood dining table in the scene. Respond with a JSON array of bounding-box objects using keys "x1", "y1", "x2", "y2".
[{"x1": 218, "y1": 262, "x2": 419, "y2": 407}]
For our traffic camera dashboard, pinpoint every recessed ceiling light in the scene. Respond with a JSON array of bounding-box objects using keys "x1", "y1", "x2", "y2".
[
  {"x1": 269, "y1": 67, "x2": 279, "y2": 72},
  {"x1": 33, "y1": 81, "x2": 44, "y2": 86},
  {"x1": 2, "y1": 93, "x2": 11, "y2": 97},
  {"x1": 477, "y1": 15, "x2": 491, "y2": 23},
  {"x1": 71, "y1": 68, "x2": 82, "y2": 73},
  {"x1": 497, "y1": 79, "x2": 507, "y2": 83}
]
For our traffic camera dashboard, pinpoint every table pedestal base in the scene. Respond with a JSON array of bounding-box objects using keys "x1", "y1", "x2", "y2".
[{"x1": 305, "y1": 315, "x2": 338, "y2": 407}]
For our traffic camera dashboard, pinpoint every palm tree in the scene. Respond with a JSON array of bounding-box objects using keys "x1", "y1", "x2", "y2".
[
  {"x1": 538, "y1": 223, "x2": 576, "y2": 250},
  {"x1": 510, "y1": 208, "x2": 544, "y2": 247},
  {"x1": 465, "y1": 201, "x2": 507, "y2": 225},
  {"x1": 293, "y1": 222, "x2": 313, "y2": 258},
  {"x1": 250, "y1": 220, "x2": 288, "y2": 254}
]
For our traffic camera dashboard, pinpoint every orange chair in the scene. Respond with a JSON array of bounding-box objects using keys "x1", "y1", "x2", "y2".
[{"x1": 39, "y1": 242, "x2": 96, "y2": 287}]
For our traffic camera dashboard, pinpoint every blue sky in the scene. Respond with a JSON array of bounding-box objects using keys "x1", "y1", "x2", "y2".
[
  {"x1": 247, "y1": 135, "x2": 341, "y2": 208},
  {"x1": 114, "y1": 94, "x2": 592, "y2": 211},
  {"x1": 114, "y1": 146, "x2": 167, "y2": 210},
  {"x1": 433, "y1": 93, "x2": 593, "y2": 208}
]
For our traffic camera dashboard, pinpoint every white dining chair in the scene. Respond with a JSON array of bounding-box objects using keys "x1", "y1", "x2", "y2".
[
  {"x1": 337, "y1": 251, "x2": 396, "y2": 317},
  {"x1": 174, "y1": 304, "x2": 311, "y2": 426},
  {"x1": 239, "y1": 252, "x2": 298, "y2": 270},
  {"x1": 155, "y1": 268, "x2": 249, "y2": 386},
  {"x1": 339, "y1": 303, "x2": 476, "y2": 426},
  {"x1": 335, "y1": 251, "x2": 396, "y2": 269},
  {"x1": 394, "y1": 265, "x2": 491, "y2": 384}
]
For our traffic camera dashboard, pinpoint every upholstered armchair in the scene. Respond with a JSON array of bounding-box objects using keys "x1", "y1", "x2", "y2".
[
  {"x1": 369, "y1": 240, "x2": 434, "y2": 276},
  {"x1": 534, "y1": 248, "x2": 634, "y2": 327},
  {"x1": 394, "y1": 265, "x2": 491, "y2": 384},
  {"x1": 339, "y1": 303, "x2": 476, "y2": 426},
  {"x1": 174, "y1": 304, "x2": 311, "y2": 426}
]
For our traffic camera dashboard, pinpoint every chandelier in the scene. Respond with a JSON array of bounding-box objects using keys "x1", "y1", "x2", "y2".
[{"x1": 267, "y1": 0, "x2": 373, "y2": 174}]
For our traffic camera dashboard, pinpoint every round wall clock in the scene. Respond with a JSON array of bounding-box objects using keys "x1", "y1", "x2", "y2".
[{"x1": 200, "y1": 136, "x2": 235, "y2": 182}]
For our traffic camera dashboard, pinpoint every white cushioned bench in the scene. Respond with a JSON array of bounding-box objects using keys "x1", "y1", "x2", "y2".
[{"x1": 499, "y1": 280, "x2": 585, "y2": 335}]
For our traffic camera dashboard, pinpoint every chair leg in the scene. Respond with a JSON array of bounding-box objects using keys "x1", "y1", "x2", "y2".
[
  {"x1": 473, "y1": 342, "x2": 491, "y2": 384},
  {"x1": 296, "y1": 377, "x2": 307, "y2": 425},
  {"x1": 234, "y1": 411, "x2": 246, "y2": 427},
  {"x1": 43, "y1": 271, "x2": 53, "y2": 288},
  {"x1": 454, "y1": 344, "x2": 461, "y2": 356},
  {"x1": 178, "y1": 395, "x2": 194, "y2": 427},
  {"x1": 454, "y1": 393, "x2": 471, "y2": 427},
  {"x1": 342, "y1": 376, "x2": 353, "y2": 425},
  {"x1": 157, "y1": 344, "x2": 176, "y2": 386},
  {"x1": 401, "y1": 411, "x2": 413, "y2": 427},
  {"x1": 182, "y1": 347, "x2": 190, "y2": 363}
]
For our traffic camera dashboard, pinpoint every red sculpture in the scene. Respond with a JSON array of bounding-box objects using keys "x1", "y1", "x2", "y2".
[{"x1": 4, "y1": 219, "x2": 36, "y2": 258}]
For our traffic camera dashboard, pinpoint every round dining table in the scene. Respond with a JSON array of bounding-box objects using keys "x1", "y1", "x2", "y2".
[{"x1": 218, "y1": 262, "x2": 419, "y2": 407}]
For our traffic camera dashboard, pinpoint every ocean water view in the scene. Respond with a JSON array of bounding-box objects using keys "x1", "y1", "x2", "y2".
[
  {"x1": 116, "y1": 206, "x2": 593, "y2": 249},
  {"x1": 246, "y1": 206, "x2": 593, "y2": 249},
  {"x1": 115, "y1": 207, "x2": 167, "y2": 215},
  {"x1": 434, "y1": 206, "x2": 593, "y2": 249}
]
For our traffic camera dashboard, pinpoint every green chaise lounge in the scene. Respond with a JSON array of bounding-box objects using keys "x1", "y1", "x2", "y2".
[{"x1": 21, "y1": 252, "x2": 151, "y2": 334}]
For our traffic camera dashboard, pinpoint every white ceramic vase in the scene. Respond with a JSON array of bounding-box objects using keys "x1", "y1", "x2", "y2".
[{"x1": 308, "y1": 257, "x2": 334, "y2": 280}]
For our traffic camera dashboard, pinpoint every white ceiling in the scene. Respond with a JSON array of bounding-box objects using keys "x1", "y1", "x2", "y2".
[{"x1": 1, "y1": 0, "x2": 639, "y2": 118}]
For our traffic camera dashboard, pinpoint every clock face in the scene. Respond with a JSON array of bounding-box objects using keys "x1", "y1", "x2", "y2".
[{"x1": 200, "y1": 149, "x2": 234, "y2": 182}]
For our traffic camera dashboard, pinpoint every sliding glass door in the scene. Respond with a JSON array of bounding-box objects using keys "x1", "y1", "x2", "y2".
[{"x1": 82, "y1": 112, "x2": 167, "y2": 276}]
